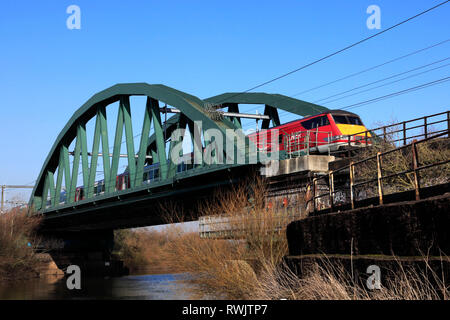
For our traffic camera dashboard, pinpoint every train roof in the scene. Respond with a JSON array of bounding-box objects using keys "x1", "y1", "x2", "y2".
[
  {"x1": 326, "y1": 109, "x2": 361, "y2": 117},
  {"x1": 299, "y1": 109, "x2": 361, "y2": 118}
]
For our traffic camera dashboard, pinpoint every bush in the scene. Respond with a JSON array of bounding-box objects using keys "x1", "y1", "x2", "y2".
[{"x1": 0, "y1": 208, "x2": 42, "y2": 280}]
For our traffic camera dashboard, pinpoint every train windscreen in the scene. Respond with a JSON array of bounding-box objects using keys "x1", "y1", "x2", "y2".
[
  {"x1": 301, "y1": 115, "x2": 330, "y2": 129},
  {"x1": 333, "y1": 115, "x2": 363, "y2": 125}
]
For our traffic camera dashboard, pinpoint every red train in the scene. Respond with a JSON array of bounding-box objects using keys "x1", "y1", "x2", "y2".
[{"x1": 248, "y1": 109, "x2": 371, "y2": 154}]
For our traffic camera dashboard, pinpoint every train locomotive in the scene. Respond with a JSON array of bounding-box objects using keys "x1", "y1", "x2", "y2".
[{"x1": 248, "y1": 109, "x2": 371, "y2": 154}]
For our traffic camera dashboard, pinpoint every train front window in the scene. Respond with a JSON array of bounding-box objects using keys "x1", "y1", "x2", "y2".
[
  {"x1": 301, "y1": 116, "x2": 329, "y2": 129},
  {"x1": 348, "y1": 116, "x2": 362, "y2": 125},
  {"x1": 333, "y1": 115, "x2": 363, "y2": 125},
  {"x1": 333, "y1": 115, "x2": 348, "y2": 124}
]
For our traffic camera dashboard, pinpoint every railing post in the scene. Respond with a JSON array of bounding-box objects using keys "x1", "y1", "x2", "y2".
[
  {"x1": 424, "y1": 117, "x2": 428, "y2": 139},
  {"x1": 329, "y1": 171, "x2": 334, "y2": 212},
  {"x1": 349, "y1": 162, "x2": 355, "y2": 210},
  {"x1": 316, "y1": 127, "x2": 318, "y2": 148},
  {"x1": 383, "y1": 126, "x2": 387, "y2": 142},
  {"x1": 312, "y1": 178, "x2": 316, "y2": 212},
  {"x1": 365, "y1": 131, "x2": 368, "y2": 146},
  {"x1": 411, "y1": 141, "x2": 421, "y2": 200},
  {"x1": 447, "y1": 111, "x2": 450, "y2": 138},
  {"x1": 328, "y1": 132, "x2": 331, "y2": 155},
  {"x1": 306, "y1": 132, "x2": 310, "y2": 155},
  {"x1": 347, "y1": 135, "x2": 351, "y2": 158},
  {"x1": 287, "y1": 132, "x2": 291, "y2": 156},
  {"x1": 0, "y1": 185, "x2": 4, "y2": 213},
  {"x1": 403, "y1": 122, "x2": 407, "y2": 146},
  {"x1": 376, "y1": 152, "x2": 384, "y2": 205}
]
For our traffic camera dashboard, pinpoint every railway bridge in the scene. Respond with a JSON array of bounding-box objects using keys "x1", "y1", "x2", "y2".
[
  {"x1": 28, "y1": 83, "x2": 333, "y2": 274},
  {"x1": 28, "y1": 83, "x2": 450, "y2": 275}
]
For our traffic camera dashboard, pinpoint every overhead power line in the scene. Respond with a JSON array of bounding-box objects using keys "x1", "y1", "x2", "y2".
[
  {"x1": 244, "y1": 39, "x2": 450, "y2": 122},
  {"x1": 237, "y1": 38, "x2": 450, "y2": 118},
  {"x1": 341, "y1": 76, "x2": 450, "y2": 110},
  {"x1": 321, "y1": 62, "x2": 450, "y2": 105},
  {"x1": 216, "y1": 0, "x2": 450, "y2": 104},
  {"x1": 315, "y1": 57, "x2": 450, "y2": 104},
  {"x1": 292, "y1": 39, "x2": 450, "y2": 97}
]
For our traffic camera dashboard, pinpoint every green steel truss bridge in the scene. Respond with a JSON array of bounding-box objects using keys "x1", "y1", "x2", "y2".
[{"x1": 29, "y1": 83, "x2": 327, "y2": 232}]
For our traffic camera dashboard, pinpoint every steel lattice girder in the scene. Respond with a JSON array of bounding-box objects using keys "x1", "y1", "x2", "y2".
[
  {"x1": 205, "y1": 92, "x2": 328, "y2": 129},
  {"x1": 29, "y1": 83, "x2": 251, "y2": 212}
]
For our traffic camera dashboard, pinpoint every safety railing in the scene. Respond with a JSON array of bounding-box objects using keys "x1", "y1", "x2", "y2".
[
  {"x1": 308, "y1": 130, "x2": 450, "y2": 213},
  {"x1": 283, "y1": 129, "x2": 333, "y2": 158},
  {"x1": 346, "y1": 110, "x2": 450, "y2": 149},
  {"x1": 198, "y1": 211, "x2": 302, "y2": 239}
]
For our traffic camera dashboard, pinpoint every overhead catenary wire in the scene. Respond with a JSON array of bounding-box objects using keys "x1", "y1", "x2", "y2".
[
  {"x1": 223, "y1": 39, "x2": 450, "y2": 127},
  {"x1": 341, "y1": 76, "x2": 450, "y2": 110},
  {"x1": 270, "y1": 58, "x2": 450, "y2": 121},
  {"x1": 319, "y1": 62, "x2": 450, "y2": 105},
  {"x1": 215, "y1": 1, "x2": 450, "y2": 104},
  {"x1": 315, "y1": 58, "x2": 450, "y2": 104},
  {"x1": 292, "y1": 38, "x2": 450, "y2": 97},
  {"x1": 228, "y1": 38, "x2": 450, "y2": 120}
]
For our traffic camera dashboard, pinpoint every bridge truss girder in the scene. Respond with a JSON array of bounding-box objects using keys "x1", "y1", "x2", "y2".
[
  {"x1": 30, "y1": 83, "x2": 251, "y2": 213},
  {"x1": 30, "y1": 85, "x2": 329, "y2": 217}
]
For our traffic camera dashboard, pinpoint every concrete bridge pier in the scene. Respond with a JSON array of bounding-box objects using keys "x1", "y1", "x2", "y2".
[{"x1": 43, "y1": 229, "x2": 128, "y2": 277}]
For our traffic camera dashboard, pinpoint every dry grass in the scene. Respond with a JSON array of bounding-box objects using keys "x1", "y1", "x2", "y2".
[
  {"x1": 0, "y1": 208, "x2": 43, "y2": 280},
  {"x1": 116, "y1": 173, "x2": 449, "y2": 300},
  {"x1": 353, "y1": 123, "x2": 450, "y2": 197},
  {"x1": 252, "y1": 256, "x2": 449, "y2": 300},
  {"x1": 115, "y1": 176, "x2": 293, "y2": 299},
  {"x1": 114, "y1": 226, "x2": 184, "y2": 274}
]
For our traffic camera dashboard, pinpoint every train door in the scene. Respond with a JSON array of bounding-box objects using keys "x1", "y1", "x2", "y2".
[
  {"x1": 308, "y1": 118, "x2": 320, "y2": 149},
  {"x1": 301, "y1": 116, "x2": 330, "y2": 152}
]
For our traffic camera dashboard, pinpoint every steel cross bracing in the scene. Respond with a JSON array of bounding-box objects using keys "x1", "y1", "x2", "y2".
[{"x1": 29, "y1": 83, "x2": 329, "y2": 215}]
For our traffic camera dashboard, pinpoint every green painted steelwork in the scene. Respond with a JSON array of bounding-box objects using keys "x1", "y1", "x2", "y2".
[
  {"x1": 205, "y1": 92, "x2": 328, "y2": 129},
  {"x1": 30, "y1": 85, "x2": 329, "y2": 214},
  {"x1": 205, "y1": 92, "x2": 328, "y2": 116},
  {"x1": 135, "y1": 98, "x2": 153, "y2": 187},
  {"x1": 30, "y1": 83, "x2": 250, "y2": 213}
]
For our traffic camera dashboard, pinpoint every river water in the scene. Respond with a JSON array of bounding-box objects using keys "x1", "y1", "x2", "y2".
[{"x1": 0, "y1": 272, "x2": 194, "y2": 300}]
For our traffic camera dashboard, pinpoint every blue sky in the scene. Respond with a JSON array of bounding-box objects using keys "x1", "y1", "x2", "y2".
[{"x1": 0, "y1": 0, "x2": 449, "y2": 204}]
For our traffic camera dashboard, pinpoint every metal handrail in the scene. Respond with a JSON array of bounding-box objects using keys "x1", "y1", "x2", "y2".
[
  {"x1": 308, "y1": 129, "x2": 450, "y2": 212},
  {"x1": 346, "y1": 110, "x2": 450, "y2": 147},
  {"x1": 283, "y1": 130, "x2": 333, "y2": 157}
]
